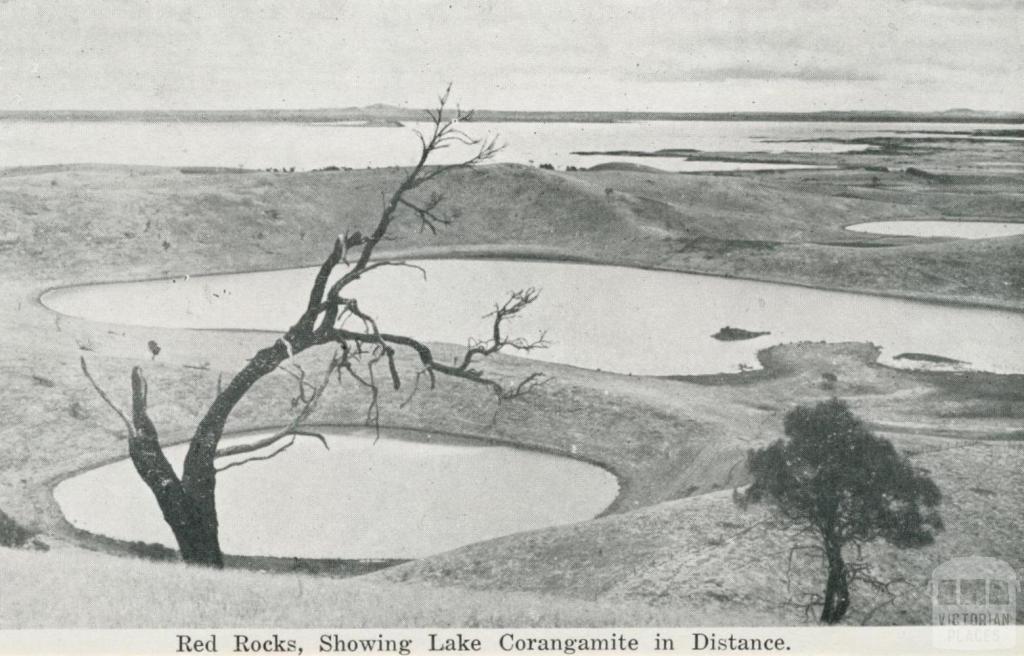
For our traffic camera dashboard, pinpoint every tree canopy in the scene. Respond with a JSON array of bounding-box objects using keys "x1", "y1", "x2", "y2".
[{"x1": 737, "y1": 398, "x2": 943, "y2": 623}]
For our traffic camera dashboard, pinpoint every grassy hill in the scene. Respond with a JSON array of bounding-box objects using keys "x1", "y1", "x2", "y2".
[{"x1": 0, "y1": 160, "x2": 1021, "y2": 626}]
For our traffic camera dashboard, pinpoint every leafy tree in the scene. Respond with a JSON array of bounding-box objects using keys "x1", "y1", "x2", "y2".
[
  {"x1": 82, "y1": 88, "x2": 547, "y2": 567},
  {"x1": 736, "y1": 398, "x2": 943, "y2": 624}
]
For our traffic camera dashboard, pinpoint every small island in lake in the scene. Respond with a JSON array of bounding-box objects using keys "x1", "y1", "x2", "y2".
[
  {"x1": 893, "y1": 352, "x2": 967, "y2": 365},
  {"x1": 712, "y1": 326, "x2": 771, "y2": 341}
]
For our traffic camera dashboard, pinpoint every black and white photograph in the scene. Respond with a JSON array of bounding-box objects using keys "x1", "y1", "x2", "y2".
[{"x1": 0, "y1": 1, "x2": 1021, "y2": 653}]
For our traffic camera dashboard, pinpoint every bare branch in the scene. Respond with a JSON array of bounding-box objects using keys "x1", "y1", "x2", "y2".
[
  {"x1": 500, "y1": 371, "x2": 549, "y2": 400},
  {"x1": 215, "y1": 429, "x2": 328, "y2": 460},
  {"x1": 785, "y1": 544, "x2": 827, "y2": 595},
  {"x1": 399, "y1": 368, "x2": 432, "y2": 409},
  {"x1": 413, "y1": 135, "x2": 503, "y2": 186},
  {"x1": 280, "y1": 362, "x2": 317, "y2": 403},
  {"x1": 304, "y1": 232, "x2": 364, "y2": 315},
  {"x1": 79, "y1": 356, "x2": 135, "y2": 439},
  {"x1": 287, "y1": 86, "x2": 503, "y2": 346},
  {"x1": 122, "y1": 367, "x2": 185, "y2": 509},
  {"x1": 399, "y1": 194, "x2": 451, "y2": 234},
  {"x1": 385, "y1": 348, "x2": 401, "y2": 390},
  {"x1": 322, "y1": 315, "x2": 547, "y2": 403},
  {"x1": 213, "y1": 350, "x2": 341, "y2": 464},
  {"x1": 848, "y1": 561, "x2": 907, "y2": 625},
  {"x1": 336, "y1": 353, "x2": 382, "y2": 441},
  {"x1": 365, "y1": 360, "x2": 381, "y2": 441},
  {"x1": 454, "y1": 288, "x2": 549, "y2": 371},
  {"x1": 325, "y1": 260, "x2": 427, "y2": 301},
  {"x1": 216, "y1": 436, "x2": 296, "y2": 473}
]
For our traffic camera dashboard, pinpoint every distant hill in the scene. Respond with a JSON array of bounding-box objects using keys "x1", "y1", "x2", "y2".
[{"x1": 0, "y1": 106, "x2": 1021, "y2": 124}]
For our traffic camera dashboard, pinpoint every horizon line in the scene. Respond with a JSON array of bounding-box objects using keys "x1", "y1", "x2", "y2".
[{"x1": 1, "y1": 107, "x2": 1023, "y2": 118}]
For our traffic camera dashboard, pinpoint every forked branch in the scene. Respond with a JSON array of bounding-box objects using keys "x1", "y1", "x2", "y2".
[
  {"x1": 78, "y1": 88, "x2": 542, "y2": 569},
  {"x1": 456, "y1": 287, "x2": 548, "y2": 370},
  {"x1": 318, "y1": 285, "x2": 548, "y2": 404},
  {"x1": 213, "y1": 350, "x2": 343, "y2": 468},
  {"x1": 80, "y1": 356, "x2": 135, "y2": 439}
]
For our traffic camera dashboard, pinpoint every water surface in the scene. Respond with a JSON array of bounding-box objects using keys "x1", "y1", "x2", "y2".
[
  {"x1": 846, "y1": 221, "x2": 1024, "y2": 240},
  {"x1": 42, "y1": 259, "x2": 1024, "y2": 375},
  {"x1": 3, "y1": 119, "x2": 1018, "y2": 171},
  {"x1": 54, "y1": 428, "x2": 618, "y2": 559}
]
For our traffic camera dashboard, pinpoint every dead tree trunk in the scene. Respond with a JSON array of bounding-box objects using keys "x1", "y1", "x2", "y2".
[
  {"x1": 129, "y1": 338, "x2": 296, "y2": 566},
  {"x1": 177, "y1": 342, "x2": 292, "y2": 565},
  {"x1": 127, "y1": 366, "x2": 225, "y2": 566},
  {"x1": 87, "y1": 87, "x2": 544, "y2": 568}
]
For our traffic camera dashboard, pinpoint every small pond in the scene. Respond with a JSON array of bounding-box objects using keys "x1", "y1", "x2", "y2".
[
  {"x1": 846, "y1": 221, "x2": 1024, "y2": 240},
  {"x1": 42, "y1": 258, "x2": 1024, "y2": 375},
  {"x1": 54, "y1": 428, "x2": 619, "y2": 559}
]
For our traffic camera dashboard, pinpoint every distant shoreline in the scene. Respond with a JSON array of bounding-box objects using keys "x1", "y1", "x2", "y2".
[{"x1": 1, "y1": 108, "x2": 1023, "y2": 124}]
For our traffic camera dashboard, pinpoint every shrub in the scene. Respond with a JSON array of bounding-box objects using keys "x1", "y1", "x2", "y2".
[
  {"x1": 124, "y1": 540, "x2": 179, "y2": 562},
  {"x1": 0, "y1": 508, "x2": 37, "y2": 548}
]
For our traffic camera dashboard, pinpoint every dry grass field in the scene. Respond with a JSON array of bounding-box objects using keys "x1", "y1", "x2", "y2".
[{"x1": 0, "y1": 133, "x2": 1021, "y2": 626}]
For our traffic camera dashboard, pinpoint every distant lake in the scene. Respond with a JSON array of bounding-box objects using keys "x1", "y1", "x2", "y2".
[
  {"x1": 847, "y1": 221, "x2": 1024, "y2": 240},
  {"x1": 42, "y1": 259, "x2": 1024, "y2": 375},
  {"x1": 1, "y1": 119, "x2": 1019, "y2": 172}
]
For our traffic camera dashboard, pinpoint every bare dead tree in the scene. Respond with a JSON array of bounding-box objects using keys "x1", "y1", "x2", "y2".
[{"x1": 82, "y1": 87, "x2": 547, "y2": 567}]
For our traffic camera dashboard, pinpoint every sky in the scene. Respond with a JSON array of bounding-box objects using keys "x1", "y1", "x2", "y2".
[{"x1": 1, "y1": 0, "x2": 1021, "y2": 112}]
